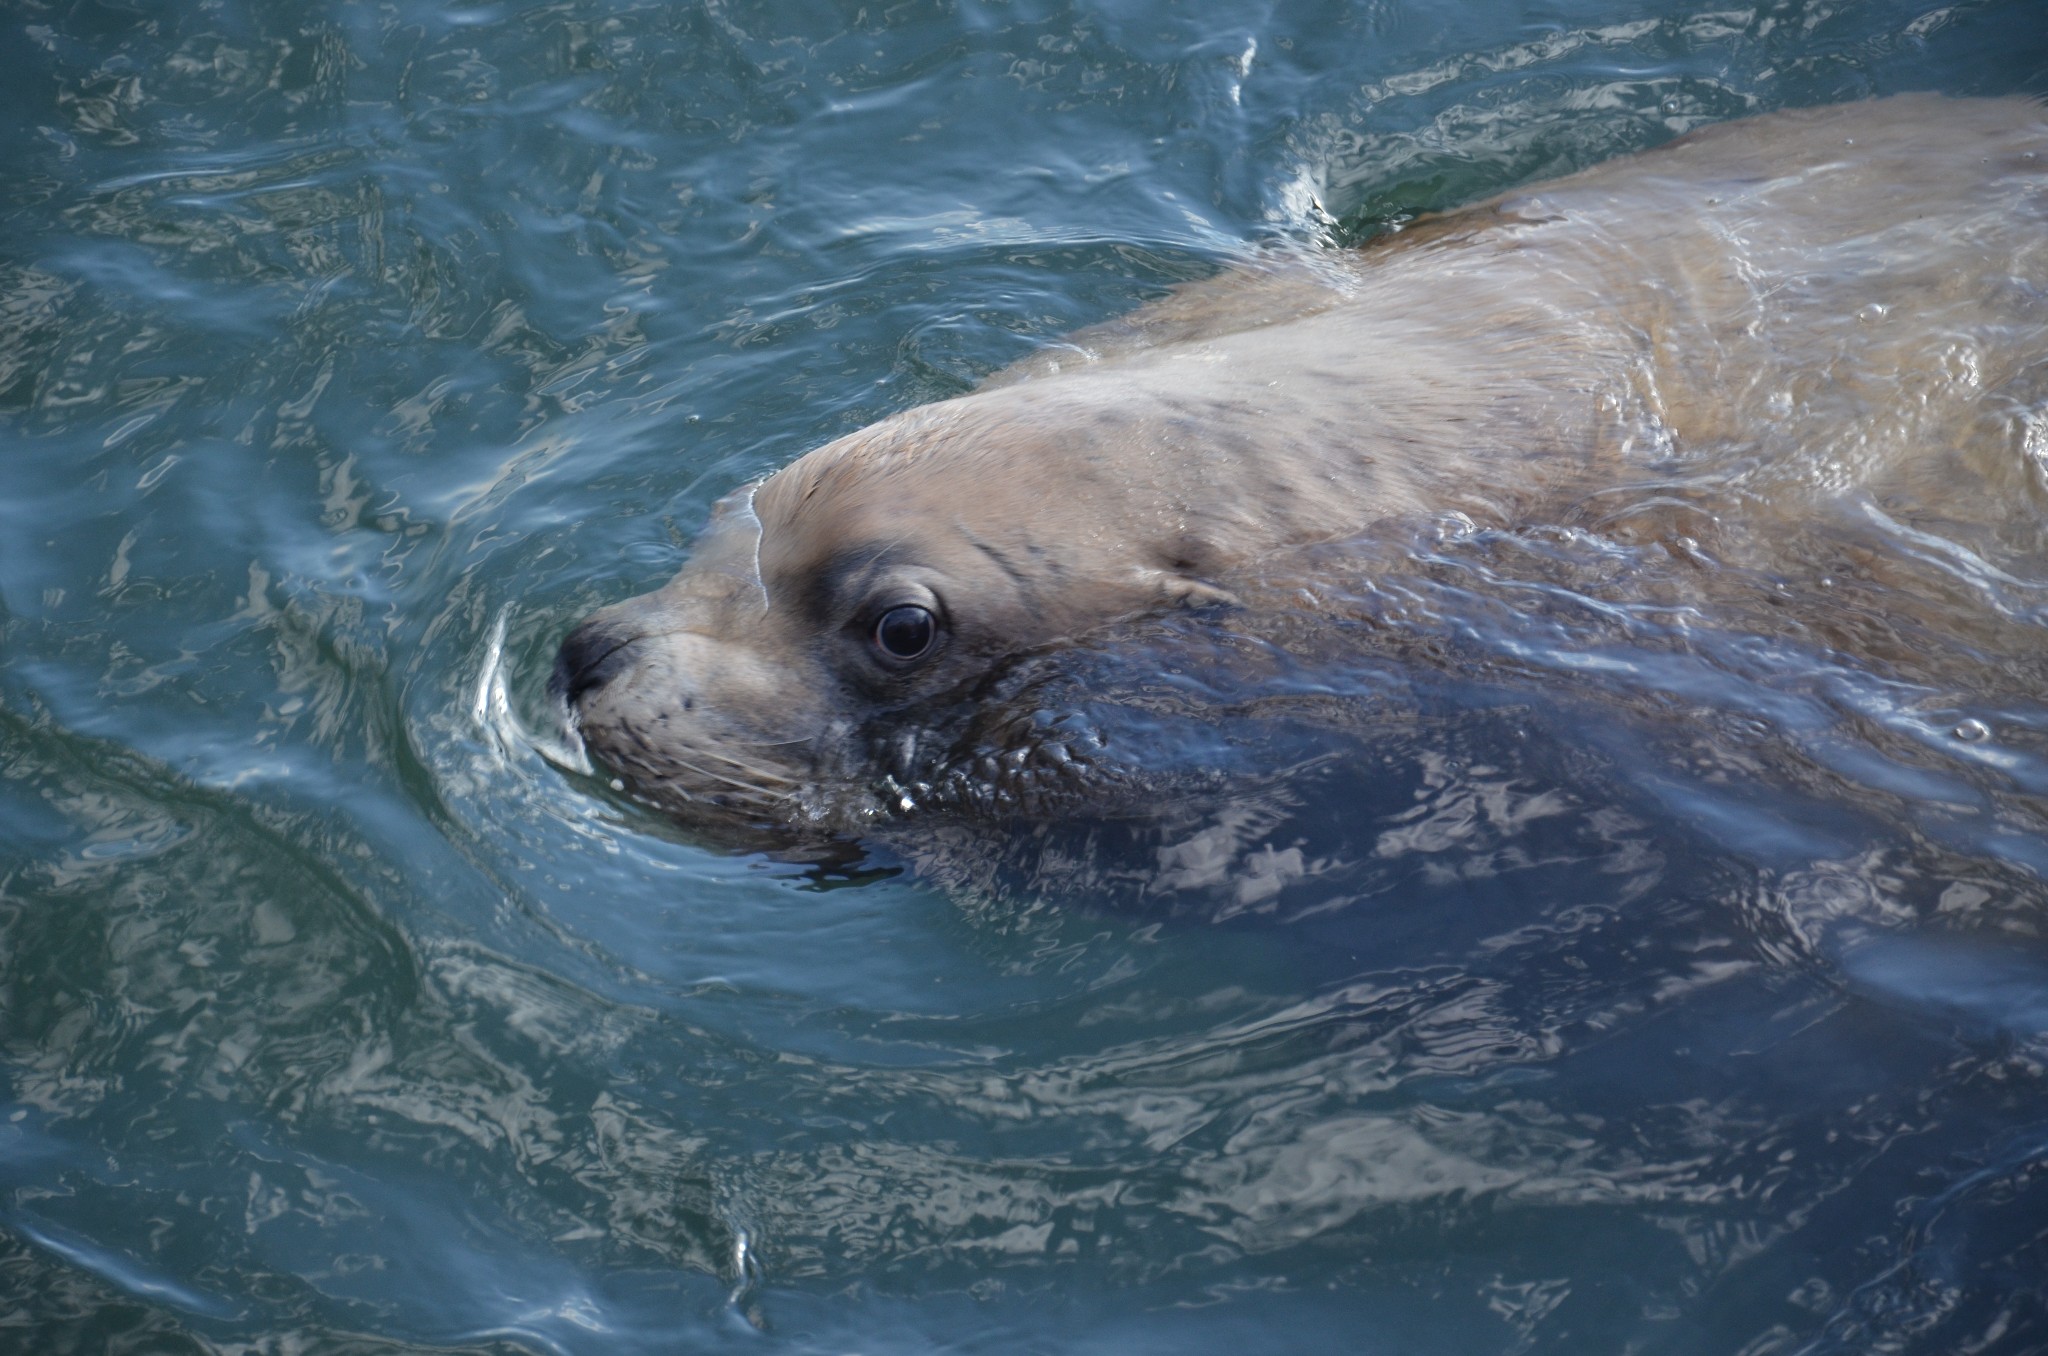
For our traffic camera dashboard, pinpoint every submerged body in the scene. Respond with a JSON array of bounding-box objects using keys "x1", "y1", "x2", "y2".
[{"x1": 555, "y1": 94, "x2": 2048, "y2": 834}]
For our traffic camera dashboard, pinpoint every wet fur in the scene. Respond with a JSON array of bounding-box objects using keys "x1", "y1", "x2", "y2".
[{"x1": 556, "y1": 94, "x2": 2048, "y2": 834}]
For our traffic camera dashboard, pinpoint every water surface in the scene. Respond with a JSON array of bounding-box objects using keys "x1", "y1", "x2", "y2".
[{"x1": 4, "y1": 0, "x2": 2048, "y2": 1352}]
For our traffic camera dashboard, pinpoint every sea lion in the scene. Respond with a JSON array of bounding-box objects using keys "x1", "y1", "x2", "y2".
[{"x1": 553, "y1": 94, "x2": 2048, "y2": 836}]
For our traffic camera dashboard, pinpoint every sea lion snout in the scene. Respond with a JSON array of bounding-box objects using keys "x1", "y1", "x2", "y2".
[
  {"x1": 551, "y1": 615, "x2": 643, "y2": 708},
  {"x1": 551, "y1": 583, "x2": 698, "y2": 710},
  {"x1": 554, "y1": 572, "x2": 844, "y2": 819}
]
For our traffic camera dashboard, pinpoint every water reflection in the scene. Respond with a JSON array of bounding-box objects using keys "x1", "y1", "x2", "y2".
[{"x1": 4, "y1": 0, "x2": 2048, "y2": 1350}]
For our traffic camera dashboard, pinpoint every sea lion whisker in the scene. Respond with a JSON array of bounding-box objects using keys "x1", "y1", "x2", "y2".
[
  {"x1": 675, "y1": 746, "x2": 800, "y2": 785},
  {"x1": 675, "y1": 753, "x2": 794, "y2": 798},
  {"x1": 664, "y1": 753, "x2": 794, "y2": 801}
]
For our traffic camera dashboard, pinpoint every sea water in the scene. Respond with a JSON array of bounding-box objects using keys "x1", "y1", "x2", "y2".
[{"x1": 3, "y1": 0, "x2": 2047, "y2": 1351}]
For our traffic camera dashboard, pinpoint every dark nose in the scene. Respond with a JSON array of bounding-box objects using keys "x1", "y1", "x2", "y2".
[{"x1": 550, "y1": 618, "x2": 639, "y2": 708}]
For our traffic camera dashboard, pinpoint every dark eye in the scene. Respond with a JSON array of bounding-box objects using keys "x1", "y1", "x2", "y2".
[{"x1": 873, "y1": 605, "x2": 937, "y2": 661}]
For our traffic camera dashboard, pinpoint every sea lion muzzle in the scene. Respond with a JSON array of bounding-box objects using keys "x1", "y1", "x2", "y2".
[{"x1": 550, "y1": 617, "x2": 644, "y2": 709}]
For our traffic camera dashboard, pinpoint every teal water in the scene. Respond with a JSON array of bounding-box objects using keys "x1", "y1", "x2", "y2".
[{"x1": 5, "y1": 1, "x2": 2048, "y2": 1352}]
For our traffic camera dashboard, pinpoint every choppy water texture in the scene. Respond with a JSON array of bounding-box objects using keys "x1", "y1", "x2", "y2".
[{"x1": 4, "y1": 1, "x2": 2048, "y2": 1352}]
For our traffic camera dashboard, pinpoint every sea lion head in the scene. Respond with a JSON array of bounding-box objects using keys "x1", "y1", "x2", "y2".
[{"x1": 552, "y1": 386, "x2": 1239, "y2": 831}]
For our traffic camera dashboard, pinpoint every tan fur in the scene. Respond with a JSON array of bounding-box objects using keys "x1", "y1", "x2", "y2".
[{"x1": 555, "y1": 94, "x2": 2048, "y2": 829}]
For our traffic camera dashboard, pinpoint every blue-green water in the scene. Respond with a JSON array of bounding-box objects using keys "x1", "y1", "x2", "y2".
[{"x1": 5, "y1": 1, "x2": 2048, "y2": 1352}]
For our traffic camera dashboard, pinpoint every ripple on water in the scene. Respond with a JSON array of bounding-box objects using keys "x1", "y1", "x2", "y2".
[{"x1": 4, "y1": 0, "x2": 2048, "y2": 1350}]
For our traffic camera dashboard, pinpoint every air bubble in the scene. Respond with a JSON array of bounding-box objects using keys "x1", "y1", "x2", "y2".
[{"x1": 1953, "y1": 719, "x2": 1990, "y2": 743}]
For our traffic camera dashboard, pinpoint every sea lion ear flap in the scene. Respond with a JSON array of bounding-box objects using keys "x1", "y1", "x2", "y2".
[{"x1": 1156, "y1": 574, "x2": 1240, "y2": 610}]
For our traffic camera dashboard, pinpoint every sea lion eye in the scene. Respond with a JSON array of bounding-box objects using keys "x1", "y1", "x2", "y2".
[{"x1": 873, "y1": 605, "x2": 937, "y2": 661}]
